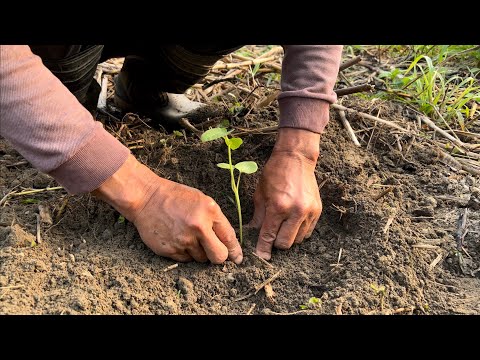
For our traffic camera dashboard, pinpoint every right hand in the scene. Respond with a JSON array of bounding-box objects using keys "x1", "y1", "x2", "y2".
[{"x1": 92, "y1": 155, "x2": 243, "y2": 264}]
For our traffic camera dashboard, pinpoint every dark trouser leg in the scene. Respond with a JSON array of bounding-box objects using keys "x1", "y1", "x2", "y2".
[
  {"x1": 29, "y1": 45, "x2": 104, "y2": 111},
  {"x1": 29, "y1": 44, "x2": 244, "y2": 119},
  {"x1": 113, "y1": 45, "x2": 243, "y2": 104},
  {"x1": 112, "y1": 44, "x2": 244, "y2": 124}
]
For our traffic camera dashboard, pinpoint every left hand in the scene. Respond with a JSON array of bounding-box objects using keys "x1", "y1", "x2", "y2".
[{"x1": 249, "y1": 128, "x2": 322, "y2": 260}]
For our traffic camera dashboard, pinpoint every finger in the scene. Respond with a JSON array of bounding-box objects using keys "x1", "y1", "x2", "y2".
[
  {"x1": 169, "y1": 252, "x2": 194, "y2": 263},
  {"x1": 305, "y1": 214, "x2": 321, "y2": 239},
  {"x1": 274, "y1": 216, "x2": 304, "y2": 250},
  {"x1": 198, "y1": 227, "x2": 229, "y2": 265},
  {"x1": 248, "y1": 191, "x2": 266, "y2": 229},
  {"x1": 294, "y1": 219, "x2": 310, "y2": 244},
  {"x1": 213, "y1": 211, "x2": 243, "y2": 265},
  {"x1": 187, "y1": 245, "x2": 208, "y2": 263},
  {"x1": 255, "y1": 211, "x2": 284, "y2": 260}
]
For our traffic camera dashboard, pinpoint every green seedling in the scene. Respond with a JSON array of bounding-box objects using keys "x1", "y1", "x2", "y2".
[
  {"x1": 422, "y1": 303, "x2": 430, "y2": 313},
  {"x1": 299, "y1": 297, "x2": 321, "y2": 310},
  {"x1": 200, "y1": 127, "x2": 258, "y2": 244},
  {"x1": 21, "y1": 198, "x2": 39, "y2": 205},
  {"x1": 370, "y1": 283, "x2": 386, "y2": 311}
]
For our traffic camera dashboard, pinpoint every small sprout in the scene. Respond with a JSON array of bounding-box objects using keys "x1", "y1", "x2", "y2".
[
  {"x1": 219, "y1": 119, "x2": 230, "y2": 128},
  {"x1": 370, "y1": 283, "x2": 386, "y2": 311},
  {"x1": 201, "y1": 126, "x2": 258, "y2": 244},
  {"x1": 370, "y1": 283, "x2": 386, "y2": 295},
  {"x1": 117, "y1": 215, "x2": 125, "y2": 224},
  {"x1": 173, "y1": 130, "x2": 183, "y2": 138},
  {"x1": 22, "y1": 198, "x2": 39, "y2": 204},
  {"x1": 299, "y1": 297, "x2": 322, "y2": 310},
  {"x1": 228, "y1": 102, "x2": 244, "y2": 116}
]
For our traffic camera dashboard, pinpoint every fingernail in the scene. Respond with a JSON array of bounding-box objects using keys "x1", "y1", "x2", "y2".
[
  {"x1": 232, "y1": 253, "x2": 243, "y2": 265},
  {"x1": 255, "y1": 250, "x2": 271, "y2": 261}
]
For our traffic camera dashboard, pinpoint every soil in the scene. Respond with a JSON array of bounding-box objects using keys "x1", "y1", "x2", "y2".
[{"x1": 1, "y1": 90, "x2": 480, "y2": 315}]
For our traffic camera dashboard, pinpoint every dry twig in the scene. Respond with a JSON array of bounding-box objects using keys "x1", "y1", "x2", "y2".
[
  {"x1": 373, "y1": 186, "x2": 394, "y2": 201},
  {"x1": 332, "y1": 104, "x2": 412, "y2": 134},
  {"x1": 335, "y1": 84, "x2": 374, "y2": 97},
  {"x1": 339, "y1": 56, "x2": 362, "y2": 71},
  {"x1": 163, "y1": 263, "x2": 179, "y2": 272},
  {"x1": 212, "y1": 56, "x2": 276, "y2": 70},
  {"x1": 251, "y1": 251, "x2": 274, "y2": 268},
  {"x1": 338, "y1": 110, "x2": 361, "y2": 146}
]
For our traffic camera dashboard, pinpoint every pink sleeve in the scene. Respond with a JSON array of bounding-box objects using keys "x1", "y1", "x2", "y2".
[
  {"x1": 278, "y1": 45, "x2": 343, "y2": 133},
  {"x1": 0, "y1": 45, "x2": 130, "y2": 194}
]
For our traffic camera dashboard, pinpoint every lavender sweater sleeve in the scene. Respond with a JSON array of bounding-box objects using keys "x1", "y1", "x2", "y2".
[
  {"x1": 0, "y1": 45, "x2": 341, "y2": 195},
  {"x1": 279, "y1": 45, "x2": 343, "y2": 133},
  {"x1": 0, "y1": 45, "x2": 130, "y2": 194}
]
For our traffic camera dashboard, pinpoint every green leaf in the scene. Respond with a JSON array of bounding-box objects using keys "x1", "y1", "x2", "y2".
[
  {"x1": 219, "y1": 119, "x2": 230, "y2": 128},
  {"x1": 299, "y1": 305, "x2": 307, "y2": 310},
  {"x1": 21, "y1": 198, "x2": 39, "y2": 204},
  {"x1": 225, "y1": 137, "x2": 243, "y2": 150},
  {"x1": 173, "y1": 130, "x2": 183, "y2": 137},
  {"x1": 217, "y1": 163, "x2": 232, "y2": 170},
  {"x1": 118, "y1": 215, "x2": 125, "y2": 224},
  {"x1": 235, "y1": 161, "x2": 258, "y2": 174},
  {"x1": 309, "y1": 297, "x2": 320, "y2": 305},
  {"x1": 200, "y1": 128, "x2": 231, "y2": 142}
]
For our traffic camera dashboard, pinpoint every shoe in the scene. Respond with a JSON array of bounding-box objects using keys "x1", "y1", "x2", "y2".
[{"x1": 113, "y1": 56, "x2": 224, "y2": 126}]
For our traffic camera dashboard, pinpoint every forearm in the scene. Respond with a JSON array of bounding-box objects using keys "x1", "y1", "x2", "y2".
[
  {"x1": 91, "y1": 154, "x2": 159, "y2": 222},
  {"x1": 0, "y1": 45, "x2": 129, "y2": 194}
]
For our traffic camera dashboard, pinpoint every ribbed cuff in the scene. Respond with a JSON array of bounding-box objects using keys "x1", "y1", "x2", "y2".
[
  {"x1": 278, "y1": 97, "x2": 331, "y2": 134},
  {"x1": 49, "y1": 123, "x2": 130, "y2": 194}
]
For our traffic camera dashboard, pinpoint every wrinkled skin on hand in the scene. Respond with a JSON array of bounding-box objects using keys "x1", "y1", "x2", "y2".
[
  {"x1": 132, "y1": 179, "x2": 243, "y2": 264},
  {"x1": 249, "y1": 128, "x2": 322, "y2": 260},
  {"x1": 93, "y1": 155, "x2": 243, "y2": 265}
]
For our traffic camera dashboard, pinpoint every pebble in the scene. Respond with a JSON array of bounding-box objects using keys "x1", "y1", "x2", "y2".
[
  {"x1": 101, "y1": 229, "x2": 112, "y2": 241},
  {"x1": 467, "y1": 197, "x2": 480, "y2": 211},
  {"x1": 32, "y1": 173, "x2": 52, "y2": 188},
  {"x1": 68, "y1": 254, "x2": 75, "y2": 263},
  {"x1": 177, "y1": 277, "x2": 197, "y2": 303},
  {"x1": 81, "y1": 270, "x2": 94, "y2": 279},
  {"x1": 412, "y1": 206, "x2": 434, "y2": 217},
  {"x1": 421, "y1": 196, "x2": 437, "y2": 208},
  {"x1": 130, "y1": 299, "x2": 139, "y2": 309},
  {"x1": 466, "y1": 176, "x2": 475, "y2": 186},
  {"x1": 226, "y1": 273, "x2": 235, "y2": 283}
]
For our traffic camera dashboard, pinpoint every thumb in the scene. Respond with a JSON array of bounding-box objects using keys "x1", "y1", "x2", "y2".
[{"x1": 213, "y1": 210, "x2": 243, "y2": 265}]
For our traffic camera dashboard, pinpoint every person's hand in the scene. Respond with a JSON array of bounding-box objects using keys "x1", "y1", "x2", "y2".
[
  {"x1": 249, "y1": 128, "x2": 322, "y2": 260},
  {"x1": 92, "y1": 155, "x2": 243, "y2": 264}
]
